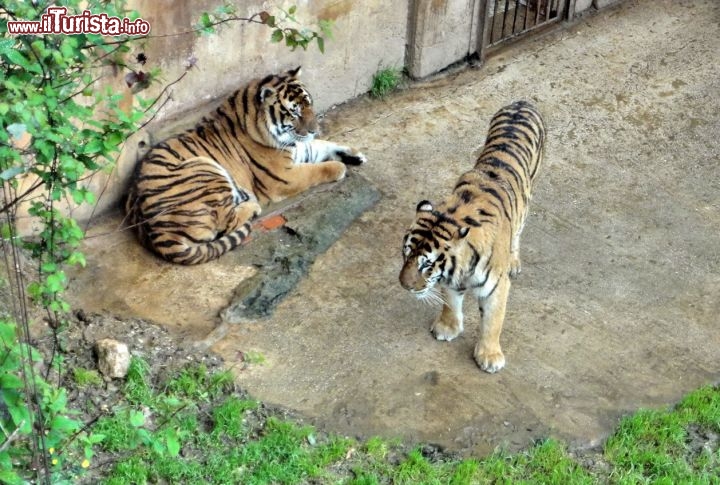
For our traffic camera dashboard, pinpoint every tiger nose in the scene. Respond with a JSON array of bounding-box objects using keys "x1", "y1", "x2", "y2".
[{"x1": 399, "y1": 262, "x2": 417, "y2": 290}]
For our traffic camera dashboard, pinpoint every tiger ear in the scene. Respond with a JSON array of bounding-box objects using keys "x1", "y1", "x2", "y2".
[
  {"x1": 458, "y1": 226, "x2": 470, "y2": 239},
  {"x1": 288, "y1": 66, "x2": 302, "y2": 78},
  {"x1": 416, "y1": 200, "x2": 433, "y2": 213},
  {"x1": 259, "y1": 85, "x2": 276, "y2": 104}
]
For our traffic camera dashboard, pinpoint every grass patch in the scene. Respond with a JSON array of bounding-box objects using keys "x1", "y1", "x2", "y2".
[
  {"x1": 124, "y1": 356, "x2": 152, "y2": 404},
  {"x1": 475, "y1": 439, "x2": 595, "y2": 484},
  {"x1": 212, "y1": 396, "x2": 258, "y2": 439},
  {"x1": 605, "y1": 385, "x2": 720, "y2": 483},
  {"x1": 83, "y1": 358, "x2": 720, "y2": 484},
  {"x1": 164, "y1": 362, "x2": 235, "y2": 400},
  {"x1": 72, "y1": 367, "x2": 102, "y2": 388},
  {"x1": 370, "y1": 67, "x2": 402, "y2": 98}
]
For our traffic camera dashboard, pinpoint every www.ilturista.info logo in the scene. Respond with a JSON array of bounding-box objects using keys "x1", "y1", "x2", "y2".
[{"x1": 7, "y1": 6, "x2": 151, "y2": 36}]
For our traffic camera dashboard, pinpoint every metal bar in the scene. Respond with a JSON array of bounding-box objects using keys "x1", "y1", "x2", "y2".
[
  {"x1": 485, "y1": 0, "x2": 568, "y2": 49},
  {"x1": 489, "y1": 0, "x2": 496, "y2": 44},
  {"x1": 501, "y1": 0, "x2": 510, "y2": 38},
  {"x1": 481, "y1": 0, "x2": 495, "y2": 59}
]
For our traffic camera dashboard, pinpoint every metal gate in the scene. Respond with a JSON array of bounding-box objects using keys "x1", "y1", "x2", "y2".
[{"x1": 481, "y1": 0, "x2": 569, "y2": 53}]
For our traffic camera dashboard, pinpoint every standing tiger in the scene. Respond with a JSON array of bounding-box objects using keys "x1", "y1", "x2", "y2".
[
  {"x1": 399, "y1": 100, "x2": 545, "y2": 373},
  {"x1": 125, "y1": 67, "x2": 366, "y2": 265}
]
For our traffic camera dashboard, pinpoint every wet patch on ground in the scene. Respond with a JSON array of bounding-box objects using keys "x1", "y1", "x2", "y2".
[{"x1": 222, "y1": 173, "x2": 380, "y2": 322}]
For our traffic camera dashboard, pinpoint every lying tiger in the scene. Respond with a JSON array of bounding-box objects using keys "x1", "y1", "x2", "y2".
[
  {"x1": 125, "y1": 67, "x2": 366, "y2": 264},
  {"x1": 399, "y1": 100, "x2": 545, "y2": 373}
]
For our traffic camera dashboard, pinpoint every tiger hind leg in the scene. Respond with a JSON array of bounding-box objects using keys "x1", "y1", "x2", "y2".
[
  {"x1": 509, "y1": 232, "x2": 522, "y2": 278},
  {"x1": 143, "y1": 156, "x2": 260, "y2": 264},
  {"x1": 156, "y1": 197, "x2": 260, "y2": 265}
]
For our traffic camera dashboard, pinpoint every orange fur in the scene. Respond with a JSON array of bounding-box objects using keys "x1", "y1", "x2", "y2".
[
  {"x1": 399, "y1": 101, "x2": 545, "y2": 372},
  {"x1": 125, "y1": 67, "x2": 366, "y2": 264}
]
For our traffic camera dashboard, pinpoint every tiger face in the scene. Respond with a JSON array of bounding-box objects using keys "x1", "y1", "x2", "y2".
[
  {"x1": 399, "y1": 200, "x2": 469, "y2": 301},
  {"x1": 257, "y1": 66, "x2": 318, "y2": 147}
]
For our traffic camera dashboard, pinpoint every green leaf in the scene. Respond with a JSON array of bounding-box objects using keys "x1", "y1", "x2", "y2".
[
  {"x1": 67, "y1": 251, "x2": 87, "y2": 267},
  {"x1": 88, "y1": 433, "x2": 106, "y2": 444},
  {"x1": 0, "y1": 103, "x2": 9, "y2": 116},
  {"x1": 317, "y1": 36, "x2": 325, "y2": 54},
  {"x1": 0, "y1": 468, "x2": 22, "y2": 485},
  {"x1": 83, "y1": 138, "x2": 103, "y2": 155},
  {"x1": 0, "y1": 39, "x2": 16, "y2": 55},
  {"x1": 47, "y1": 388, "x2": 68, "y2": 413},
  {"x1": 71, "y1": 189, "x2": 85, "y2": 205},
  {"x1": 0, "y1": 166, "x2": 25, "y2": 181},
  {"x1": 27, "y1": 281, "x2": 42, "y2": 299},
  {"x1": 0, "y1": 223, "x2": 12, "y2": 239},
  {"x1": 166, "y1": 430, "x2": 180, "y2": 457},
  {"x1": 129, "y1": 410, "x2": 145, "y2": 427},
  {"x1": 104, "y1": 131, "x2": 123, "y2": 151},
  {"x1": 41, "y1": 262, "x2": 57, "y2": 273},
  {"x1": 0, "y1": 374, "x2": 23, "y2": 389},
  {"x1": 271, "y1": 29, "x2": 284, "y2": 43},
  {"x1": 50, "y1": 415, "x2": 80, "y2": 433},
  {"x1": 4, "y1": 395, "x2": 31, "y2": 433},
  {"x1": 319, "y1": 19, "x2": 334, "y2": 39},
  {"x1": 45, "y1": 273, "x2": 64, "y2": 293},
  {"x1": 3, "y1": 50, "x2": 30, "y2": 69},
  {"x1": 200, "y1": 12, "x2": 211, "y2": 28},
  {"x1": 288, "y1": 5, "x2": 297, "y2": 15},
  {"x1": 0, "y1": 322, "x2": 17, "y2": 346}
]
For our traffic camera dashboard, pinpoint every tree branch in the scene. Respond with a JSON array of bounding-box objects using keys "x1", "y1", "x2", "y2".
[{"x1": 0, "y1": 420, "x2": 25, "y2": 453}]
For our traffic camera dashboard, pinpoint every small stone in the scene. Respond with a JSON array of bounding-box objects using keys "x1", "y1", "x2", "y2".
[{"x1": 95, "y1": 339, "x2": 131, "y2": 378}]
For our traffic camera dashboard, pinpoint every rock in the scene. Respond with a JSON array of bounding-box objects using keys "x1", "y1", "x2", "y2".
[{"x1": 95, "y1": 339, "x2": 131, "y2": 378}]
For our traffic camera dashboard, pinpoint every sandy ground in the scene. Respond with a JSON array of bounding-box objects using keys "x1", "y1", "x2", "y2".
[{"x1": 70, "y1": 0, "x2": 720, "y2": 455}]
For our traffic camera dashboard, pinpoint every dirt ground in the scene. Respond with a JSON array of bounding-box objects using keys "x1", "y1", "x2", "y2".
[{"x1": 68, "y1": 0, "x2": 720, "y2": 456}]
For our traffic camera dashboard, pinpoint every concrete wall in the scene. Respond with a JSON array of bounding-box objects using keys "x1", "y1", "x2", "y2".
[
  {"x1": 11, "y1": 0, "x2": 622, "y2": 235},
  {"x1": 407, "y1": 0, "x2": 484, "y2": 78}
]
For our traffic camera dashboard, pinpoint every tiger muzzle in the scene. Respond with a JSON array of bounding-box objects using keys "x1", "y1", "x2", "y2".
[{"x1": 399, "y1": 261, "x2": 425, "y2": 292}]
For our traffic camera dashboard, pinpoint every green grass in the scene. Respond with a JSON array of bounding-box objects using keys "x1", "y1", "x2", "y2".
[
  {"x1": 370, "y1": 67, "x2": 402, "y2": 98},
  {"x1": 87, "y1": 359, "x2": 720, "y2": 484},
  {"x1": 605, "y1": 385, "x2": 720, "y2": 484},
  {"x1": 72, "y1": 367, "x2": 102, "y2": 388},
  {"x1": 123, "y1": 356, "x2": 152, "y2": 404}
]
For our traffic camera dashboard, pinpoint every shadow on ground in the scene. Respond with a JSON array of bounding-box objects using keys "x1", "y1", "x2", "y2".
[{"x1": 69, "y1": 0, "x2": 720, "y2": 456}]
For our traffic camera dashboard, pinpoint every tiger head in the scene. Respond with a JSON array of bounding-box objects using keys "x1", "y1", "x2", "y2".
[
  {"x1": 254, "y1": 66, "x2": 318, "y2": 148},
  {"x1": 399, "y1": 200, "x2": 471, "y2": 301}
]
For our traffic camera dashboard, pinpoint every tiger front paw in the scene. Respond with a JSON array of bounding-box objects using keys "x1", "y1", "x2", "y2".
[
  {"x1": 338, "y1": 148, "x2": 367, "y2": 166},
  {"x1": 324, "y1": 161, "x2": 346, "y2": 182},
  {"x1": 474, "y1": 345, "x2": 505, "y2": 373},
  {"x1": 431, "y1": 316, "x2": 462, "y2": 341}
]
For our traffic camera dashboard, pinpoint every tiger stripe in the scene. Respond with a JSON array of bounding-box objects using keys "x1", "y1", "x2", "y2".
[
  {"x1": 399, "y1": 100, "x2": 545, "y2": 373},
  {"x1": 126, "y1": 67, "x2": 366, "y2": 264}
]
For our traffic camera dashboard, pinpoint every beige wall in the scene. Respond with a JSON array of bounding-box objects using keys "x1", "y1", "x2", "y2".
[{"x1": 11, "y1": 0, "x2": 612, "y2": 235}]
